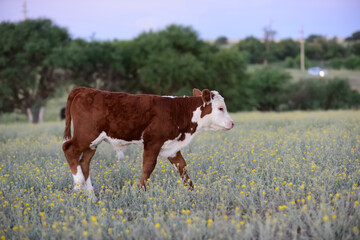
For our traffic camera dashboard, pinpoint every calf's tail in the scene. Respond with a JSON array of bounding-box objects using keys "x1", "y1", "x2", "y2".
[{"x1": 63, "y1": 87, "x2": 84, "y2": 141}]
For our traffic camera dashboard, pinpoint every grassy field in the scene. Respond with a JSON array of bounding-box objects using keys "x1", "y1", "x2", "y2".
[{"x1": 0, "y1": 111, "x2": 359, "y2": 239}]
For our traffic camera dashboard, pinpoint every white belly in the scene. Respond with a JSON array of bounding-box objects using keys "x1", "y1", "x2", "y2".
[
  {"x1": 159, "y1": 133, "x2": 195, "y2": 158},
  {"x1": 90, "y1": 131, "x2": 143, "y2": 149},
  {"x1": 90, "y1": 131, "x2": 195, "y2": 159},
  {"x1": 90, "y1": 131, "x2": 143, "y2": 159}
]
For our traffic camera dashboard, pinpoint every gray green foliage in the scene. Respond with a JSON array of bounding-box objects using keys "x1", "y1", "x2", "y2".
[
  {"x1": 0, "y1": 19, "x2": 359, "y2": 117},
  {"x1": 345, "y1": 31, "x2": 360, "y2": 42},
  {"x1": 249, "y1": 67, "x2": 291, "y2": 111},
  {"x1": 343, "y1": 55, "x2": 360, "y2": 70},
  {"x1": 132, "y1": 25, "x2": 215, "y2": 95},
  {"x1": 138, "y1": 51, "x2": 205, "y2": 94},
  {"x1": 328, "y1": 58, "x2": 343, "y2": 69},
  {"x1": 204, "y1": 49, "x2": 251, "y2": 111},
  {"x1": 236, "y1": 36, "x2": 265, "y2": 64},
  {"x1": 284, "y1": 55, "x2": 311, "y2": 69},
  {"x1": 0, "y1": 19, "x2": 70, "y2": 121},
  {"x1": 272, "y1": 38, "x2": 299, "y2": 60},
  {"x1": 288, "y1": 78, "x2": 360, "y2": 110},
  {"x1": 349, "y1": 42, "x2": 360, "y2": 56},
  {"x1": 215, "y1": 36, "x2": 228, "y2": 46},
  {"x1": 235, "y1": 32, "x2": 359, "y2": 67}
]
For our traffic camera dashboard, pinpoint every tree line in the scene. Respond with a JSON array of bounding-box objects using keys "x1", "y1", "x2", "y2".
[
  {"x1": 227, "y1": 31, "x2": 360, "y2": 69},
  {"x1": 0, "y1": 19, "x2": 359, "y2": 122}
]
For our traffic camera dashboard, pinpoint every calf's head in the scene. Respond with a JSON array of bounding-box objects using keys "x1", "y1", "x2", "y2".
[{"x1": 192, "y1": 88, "x2": 234, "y2": 131}]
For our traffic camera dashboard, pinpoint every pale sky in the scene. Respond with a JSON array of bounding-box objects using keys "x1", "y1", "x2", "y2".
[{"x1": 0, "y1": 0, "x2": 359, "y2": 40}]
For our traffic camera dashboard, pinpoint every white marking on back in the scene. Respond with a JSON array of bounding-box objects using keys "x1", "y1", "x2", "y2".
[{"x1": 160, "y1": 133, "x2": 195, "y2": 158}]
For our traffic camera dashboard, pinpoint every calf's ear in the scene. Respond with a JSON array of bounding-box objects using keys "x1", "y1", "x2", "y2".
[
  {"x1": 193, "y1": 88, "x2": 201, "y2": 97},
  {"x1": 201, "y1": 89, "x2": 211, "y2": 104}
]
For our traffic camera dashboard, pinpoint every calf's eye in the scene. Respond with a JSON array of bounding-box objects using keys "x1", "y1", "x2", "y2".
[{"x1": 219, "y1": 107, "x2": 224, "y2": 111}]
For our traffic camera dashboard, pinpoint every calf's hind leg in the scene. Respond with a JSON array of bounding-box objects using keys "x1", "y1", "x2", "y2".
[
  {"x1": 140, "y1": 140, "x2": 163, "y2": 190},
  {"x1": 168, "y1": 151, "x2": 194, "y2": 190}
]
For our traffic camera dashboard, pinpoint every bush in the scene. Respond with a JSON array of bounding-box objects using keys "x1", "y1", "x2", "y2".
[
  {"x1": 325, "y1": 78, "x2": 360, "y2": 109},
  {"x1": 215, "y1": 36, "x2": 228, "y2": 46},
  {"x1": 284, "y1": 55, "x2": 311, "y2": 69},
  {"x1": 138, "y1": 51, "x2": 205, "y2": 95},
  {"x1": 284, "y1": 57, "x2": 295, "y2": 68},
  {"x1": 250, "y1": 67, "x2": 291, "y2": 111},
  {"x1": 328, "y1": 58, "x2": 343, "y2": 69},
  {"x1": 272, "y1": 38, "x2": 299, "y2": 61},
  {"x1": 344, "y1": 55, "x2": 360, "y2": 70},
  {"x1": 204, "y1": 49, "x2": 251, "y2": 111},
  {"x1": 287, "y1": 78, "x2": 327, "y2": 110},
  {"x1": 349, "y1": 42, "x2": 360, "y2": 56},
  {"x1": 287, "y1": 78, "x2": 360, "y2": 110},
  {"x1": 236, "y1": 37, "x2": 265, "y2": 64}
]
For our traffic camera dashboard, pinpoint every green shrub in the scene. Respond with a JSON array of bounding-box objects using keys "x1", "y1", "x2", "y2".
[
  {"x1": 325, "y1": 78, "x2": 360, "y2": 109},
  {"x1": 287, "y1": 78, "x2": 360, "y2": 110},
  {"x1": 287, "y1": 78, "x2": 327, "y2": 110},
  {"x1": 349, "y1": 42, "x2": 360, "y2": 56},
  {"x1": 236, "y1": 37, "x2": 265, "y2": 64},
  {"x1": 284, "y1": 57, "x2": 295, "y2": 68},
  {"x1": 343, "y1": 55, "x2": 360, "y2": 70},
  {"x1": 250, "y1": 67, "x2": 291, "y2": 111},
  {"x1": 205, "y1": 49, "x2": 252, "y2": 111},
  {"x1": 328, "y1": 58, "x2": 343, "y2": 69}
]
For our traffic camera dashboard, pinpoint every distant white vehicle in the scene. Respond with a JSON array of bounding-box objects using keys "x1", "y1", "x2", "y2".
[{"x1": 308, "y1": 67, "x2": 328, "y2": 77}]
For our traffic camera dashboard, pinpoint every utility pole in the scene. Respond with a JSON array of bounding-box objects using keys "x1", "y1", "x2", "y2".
[
  {"x1": 300, "y1": 25, "x2": 305, "y2": 71},
  {"x1": 23, "y1": 0, "x2": 28, "y2": 20},
  {"x1": 263, "y1": 22, "x2": 276, "y2": 66}
]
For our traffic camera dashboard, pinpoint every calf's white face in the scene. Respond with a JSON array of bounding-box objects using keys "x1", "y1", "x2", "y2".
[
  {"x1": 192, "y1": 91, "x2": 234, "y2": 131},
  {"x1": 209, "y1": 91, "x2": 234, "y2": 130}
]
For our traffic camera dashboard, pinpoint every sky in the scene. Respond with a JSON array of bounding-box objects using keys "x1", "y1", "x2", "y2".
[{"x1": 0, "y1": 0, "x2": 359, "y2": 41}]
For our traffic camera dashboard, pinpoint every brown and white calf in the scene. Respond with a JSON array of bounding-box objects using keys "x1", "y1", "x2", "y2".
[{"x1": 62, "y1": 87, "x2": 234, "y2": 200}]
